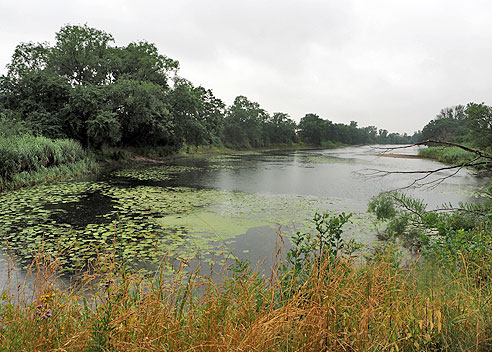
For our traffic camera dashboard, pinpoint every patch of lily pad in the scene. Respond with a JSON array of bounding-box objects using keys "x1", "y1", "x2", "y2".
[
  {"x1": 301, "y1": 154, "x2": 355, "y2": 164},
  {"x1": 112, "y1": 165, "x2": 202, "y2": 181},
  {"x1": 0, "y1": 158, "x2": 381, "y2": 276}
]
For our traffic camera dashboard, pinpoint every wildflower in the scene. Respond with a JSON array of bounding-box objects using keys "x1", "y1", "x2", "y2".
[{"x1": 42, "y1": 308, "x2": 52, "y2": 319}]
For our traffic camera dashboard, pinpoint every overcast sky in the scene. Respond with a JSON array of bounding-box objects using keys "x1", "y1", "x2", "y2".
[{"x1": 1, "y1": 0, "x2": 491, "y2": 133}]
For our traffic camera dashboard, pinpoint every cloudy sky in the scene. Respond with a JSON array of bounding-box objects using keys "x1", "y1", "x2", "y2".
[{"x1": 1, "y1": 0, "x2": 491, "y2": 133}]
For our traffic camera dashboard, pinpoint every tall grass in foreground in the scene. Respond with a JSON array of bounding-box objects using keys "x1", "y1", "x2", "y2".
[{"x1": 1, "y1": 246, "x2": 491, "y2": 351}]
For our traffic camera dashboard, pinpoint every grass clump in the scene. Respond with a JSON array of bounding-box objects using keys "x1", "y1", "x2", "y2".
[
  {"x1": 419, "y1": 146, "x2": 476, "y2": 165},
  {"x1": 0, "y1": 134, "x2": 95, "y2": 191}
]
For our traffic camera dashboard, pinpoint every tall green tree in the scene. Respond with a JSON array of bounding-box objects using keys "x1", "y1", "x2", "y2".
[
  {"x1": 110, "y1": 41, "x2": 179, "y2": 87},
  {"x1": 49, "y1": 24, "x2": 114, "y2": 86},
  {"x1": 223, "y1": 96, "x2": 269, "y2": 148},
  {"x1": 421, "y1": 106, "x2": 468, "y2": 142},
  {"x1": 265, "y1": 112, "x2": 297, "y2": 145},
  {"x1": 109, "y1": 79, "x2": 172, "y2": 147},
  {"x1": 168, "y1": 78, "x2": 206, "y2": 149},
  {"x1": 466, "y1": 103, "x2": 492, "y2": 149},
  {"x1": 194, "y1": 86, "x2": 225, "y2": 145},
  {"x1": 298, "y1": 114, "x2": 327, "y2": 146}
]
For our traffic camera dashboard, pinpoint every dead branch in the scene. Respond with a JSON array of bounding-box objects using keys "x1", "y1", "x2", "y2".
[
  {"x1": 359, "y1": 140, "x2": 492, "y2": 190},
  {"x1": 372, "y1": 139, "x2": 492, "y2": 161}
]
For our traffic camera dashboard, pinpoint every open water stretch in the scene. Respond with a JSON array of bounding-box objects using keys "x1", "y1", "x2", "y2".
[{"x1": 0, "y1": 145, "x2": 487, "y2": 284}]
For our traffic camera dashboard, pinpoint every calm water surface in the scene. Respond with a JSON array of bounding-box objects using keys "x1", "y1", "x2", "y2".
[
  {"x1": 0, "y1": 145, "x2": 487, "y2": 287},
  {"x1": 174, "y1": 145, "x2": 483, "y2": 209}
]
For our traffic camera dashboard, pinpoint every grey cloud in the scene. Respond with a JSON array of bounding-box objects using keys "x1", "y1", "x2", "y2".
[{"x1": 1, "y1": 0, "x2": 492, "y2": 133}]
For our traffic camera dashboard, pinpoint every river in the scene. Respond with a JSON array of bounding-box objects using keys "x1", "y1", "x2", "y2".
[{"x1": 0, "y1": 145, "x2": 487, "y2": 288}]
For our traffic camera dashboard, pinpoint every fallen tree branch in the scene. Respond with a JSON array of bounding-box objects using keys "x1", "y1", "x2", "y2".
[
  {"x1": 359, "y1": 140, "x2": 492, "y2": 189},
  {"x1": 373, "y1": 139, "x2": 492, "y2": 161}
]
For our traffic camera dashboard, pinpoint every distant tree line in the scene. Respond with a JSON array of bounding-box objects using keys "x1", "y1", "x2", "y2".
[
  {"x1": 0, "y1": 25, "x2": 415, "y2": 151},
  {"x1": 297, "y1": 114, "x2": 418, "y2": 147},
  {"x1": 417, "y1": 103, "x2": 492, "y2": 149}
]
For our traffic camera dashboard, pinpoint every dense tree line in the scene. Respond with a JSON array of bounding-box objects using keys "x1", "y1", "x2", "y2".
[
  {"x1": 419, "y1": 103, "x2": 492, "y2": 149},
  {"x1": 297, "y1": 114, "x2": 416, "y2": 146},
  {"x1": 0, "y1": 25, "x2": 413, "y2": 152}
]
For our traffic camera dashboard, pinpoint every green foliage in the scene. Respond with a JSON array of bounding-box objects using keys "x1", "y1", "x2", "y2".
[
  {"x1": 86, "y1": 110, "x2": 121, "y2": 148},
  {"x1": 50, "y1": 24, "x2": 115, "y2": 86},
  {"x1": 369, "y1": 190, "x2": 492, "y2": 275},
  {"x1": 0, "y1": 134, "x2": 91, "y2": 190},
  {"x1": 1, "y1": 70, "x2": 70, "y2": 138},
  {"x1": 298, "y1": 113, "x2": 412, "y2": 146},
  {"x1": 419, "y1": 146, "x2": 476, "y2": 164},
  {"x1": 466, "y1": 102, "x2": 492, "y2": 149},
  {"x1": 223, "y1": 95, "x2": 269, "y2": 148},
  {"x1": 284, "y1": 212, "x2": 359, "y2": 275},
  {"x1": 110, "y1": 41, "x2": 179, "y2": 87},
  {"x1": 265, "y1": 112, "x2": 297, "y2": 145},
  {"x1": 0, "y1": 24, "x2": 181, "y2": 150},
  {"x1": 368, "y1": 192, "x2": 428, "y2": 248},
  {"x1": 367, "y1": 192, "x2": 396, "y2": 220},
  {"x1": 109, "y1": 79, "x2": 173, "y2": 147},
  {"x1": 421, "y1": 105, "x2": 469, "y2": 142},
  {"x1": 297, "y1": 113, "x2": 328, "y2": 146},
  {"x1": 5, "y1": 41, "x2": 50, "y2": 80},
  {"x1": 419, "y1": 102, "x2": 492, "y2": 152},
  {"x1": 0, "y1": 113, "x2": 30, "y2": 136},
  {"x1": 170, "y1": 79, "x2": 204, "y2": 146}
]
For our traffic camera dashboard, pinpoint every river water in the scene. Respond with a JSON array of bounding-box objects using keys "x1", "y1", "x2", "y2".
[{"x1": 0, "y1": 145, "x2": 487, "y2": 288}]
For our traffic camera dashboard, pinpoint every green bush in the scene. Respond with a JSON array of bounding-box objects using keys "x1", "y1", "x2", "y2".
[
  {"x1": 369, "y1": 191, "x2": 492, "y2": 272},
  {"x1": 0, "y1": 115, "x2": 30, "y2": 137},
  {"x1": 419, "y1": 146, "x2": 475, "y2": 164}
]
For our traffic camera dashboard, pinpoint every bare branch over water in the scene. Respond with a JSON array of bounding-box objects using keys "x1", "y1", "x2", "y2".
[{"x1": 358, "y1": 140, "x2": 492, "y2": 190}]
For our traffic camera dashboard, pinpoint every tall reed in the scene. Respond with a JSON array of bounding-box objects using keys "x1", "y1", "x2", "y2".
[
  {"x1": 0, "y1": 134, "x2": 94, "y2": 191},
  {"x1": 1, "y1": 246, "x2": 491, "y2": 351}
]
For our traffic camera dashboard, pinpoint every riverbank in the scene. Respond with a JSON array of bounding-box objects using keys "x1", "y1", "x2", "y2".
[
  {"x1": 94, "y1": 141, "x2": 350, "y2": 166},
  {"x1": 1, "y1": 241, "x2": 491, "y2": 351},
  {"x1": 0, "y1": 134, "x2": 97, "y2": 193},
  {"x1": 418, "y1": 145, "x2": 475, "y2": 164}
]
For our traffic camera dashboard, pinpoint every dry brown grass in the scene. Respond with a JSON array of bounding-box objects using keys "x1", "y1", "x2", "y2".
[{"x1": 1, "y1": 248, "x2": 491, "y2": 351}]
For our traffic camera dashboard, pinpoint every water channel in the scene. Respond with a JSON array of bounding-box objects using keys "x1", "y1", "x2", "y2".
[{"x1": 0, "y1": 145, "x2": 487, "y2": 289}]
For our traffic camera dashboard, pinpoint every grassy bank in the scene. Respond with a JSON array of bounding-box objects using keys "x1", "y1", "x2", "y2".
[
  {"x1": 0, "y1": 136, "x2": 344, "y2": 192},
  {"x1": 1, "y1": 244, "x2": 491, "y2": 351},
  {"x1": 95, "y1": 141, "x2": 350, "y2": 164},
  {"x1": 0, "y1": 134, "x2": 96, "y2": 192},
  {"x1": 2, "y1": 208, "x2": 492, "y2": 351},
  {"x1": 418, "y1": 146, "x2": 476, "y2": 164}
]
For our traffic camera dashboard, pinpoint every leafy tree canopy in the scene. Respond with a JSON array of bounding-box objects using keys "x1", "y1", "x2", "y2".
[{"x1": 0, "y1": 24, "x2": 419, "y2": 151}]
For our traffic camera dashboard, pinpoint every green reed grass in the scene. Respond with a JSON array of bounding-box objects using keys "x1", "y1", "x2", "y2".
[
  {"x1": 419, "y1": 146, "x2": 475, "y2": 165},
  {"x1": 0, "y1": 134, "x2": 95, "y2": 191}
]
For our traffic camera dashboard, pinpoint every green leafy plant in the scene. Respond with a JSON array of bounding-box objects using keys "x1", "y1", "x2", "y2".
[{"x1": 284, "y1": 212, "x2": 359, "y2": 275}]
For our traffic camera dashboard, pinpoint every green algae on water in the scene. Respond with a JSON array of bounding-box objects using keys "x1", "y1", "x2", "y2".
[{"x1": 0, "y1": 159, "x2": 378, "y2": 274}]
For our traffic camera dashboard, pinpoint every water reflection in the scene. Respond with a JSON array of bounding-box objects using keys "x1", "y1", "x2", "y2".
[
  {"x1": 176, "y1": 145, "x2": 486, "y2": 210},
  {"x1": 0, "y1": 145, "x2": 487, "y2": 282}
]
